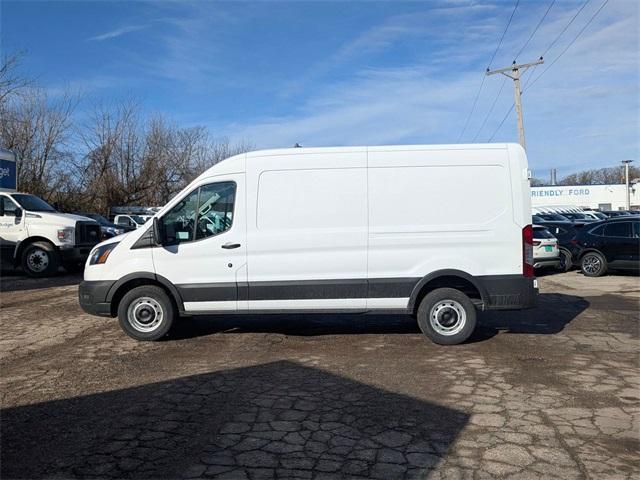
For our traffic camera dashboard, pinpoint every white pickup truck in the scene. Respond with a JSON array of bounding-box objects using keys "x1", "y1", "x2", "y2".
[{"x1": 0, "y1": 192, "x2": 102, "y2": 276}]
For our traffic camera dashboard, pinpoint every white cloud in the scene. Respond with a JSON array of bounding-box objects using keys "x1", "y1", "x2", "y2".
[{"x1": 87, "y1": 24, "x2": 148, "y2": 42}]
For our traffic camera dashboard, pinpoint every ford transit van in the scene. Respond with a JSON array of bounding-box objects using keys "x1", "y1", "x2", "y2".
[{"x1": 79, "y1": 144, "x2": 538, "y2": 345}]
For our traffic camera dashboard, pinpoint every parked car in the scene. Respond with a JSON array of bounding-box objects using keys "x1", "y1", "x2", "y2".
[
  {"x1": 73, "y1": 212, "x2": 131, "y2": 239},
  {"x1": 535, "y1": 221, "x2": 584, "y2": 271},
  {"x1": 558, "y1": 212, "x2": 597, "y2": 223},
  {"x1": 79, "y1": 143, "x2": 538, "y2": 346},
  {"x1": 532, "y1": 225, "x2": 560, "y2": 270},
  {"x1": 534, "y1": 213, "x2": 570, "y2": 222},
  {"x1": 0, "y1": 192, "x2": 101, "y2": 276},
  {"x1": 581, "y1": 211, "x2": 608, "y2": 220},
  {"x1": 114, "y1": 214, "x2": 148, "y2": 229},
  {"x1": 573, "y1": 218, "x2": 640, "y2": 277},
  {"x1": 601, "y1": 210, "x2": 631, "y2": 218}
]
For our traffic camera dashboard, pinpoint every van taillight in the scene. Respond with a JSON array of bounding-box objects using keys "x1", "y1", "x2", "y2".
[{"x1": 523, "y1": 225, "x2": 534, "y2": 277}]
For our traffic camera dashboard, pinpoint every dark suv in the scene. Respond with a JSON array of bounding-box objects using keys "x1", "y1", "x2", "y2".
[
  {"x1": 573, "y1": 218, "x2": 640, "y2": 276},
  {"x1": 535, "y1": 221, "x2": 584, "y2": 271}
]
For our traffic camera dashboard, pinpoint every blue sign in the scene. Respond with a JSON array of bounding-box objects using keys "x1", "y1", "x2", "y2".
[{"x1": 0, "y1": 158, "x2": 17, "y2": 190}]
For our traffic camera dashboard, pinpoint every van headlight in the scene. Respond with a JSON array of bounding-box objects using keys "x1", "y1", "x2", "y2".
[
  {"x1": 57, "y1": 227, "x2": 75, "y2": 244},
  {"x1": 89, "y1": 242, "x2": 119, "y2": 265}
]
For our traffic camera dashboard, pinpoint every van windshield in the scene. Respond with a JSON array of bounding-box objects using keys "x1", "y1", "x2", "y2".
[{"x1": 12, "y1": 194, "x2": 56, "y2": 212}]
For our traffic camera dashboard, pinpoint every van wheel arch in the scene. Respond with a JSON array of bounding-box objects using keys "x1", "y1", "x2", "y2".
[
  {"x1": 408, "y1": 270, "x2": 486, "y2": 315},
  {"x1": 107, "y1": 273, "x2": 184, "y2": 317}
]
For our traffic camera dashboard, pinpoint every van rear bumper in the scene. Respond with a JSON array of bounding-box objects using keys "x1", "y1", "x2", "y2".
[
  {"x1": 477, "y1": 275, "x2": 538, "y2": 310},
  {"x1": 79, "y1": 280, "x2": 115, "y2": 317}
]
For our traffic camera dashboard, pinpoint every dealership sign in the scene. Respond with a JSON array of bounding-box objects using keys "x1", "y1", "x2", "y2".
[
  {"x1": 531, "y1": 187, "x2": 591, "y2": 198},
  {"x1": 0, "y1": 158, "x2": 16, "y2": 190}
]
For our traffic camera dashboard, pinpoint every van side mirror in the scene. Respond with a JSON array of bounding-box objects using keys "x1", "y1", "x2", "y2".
[
  {"x1": 14, "y1": 207, "x2": 22, "y2": 218},
  {"x1": 152, "y1": 217, "x2": 163, "y2": 245}
]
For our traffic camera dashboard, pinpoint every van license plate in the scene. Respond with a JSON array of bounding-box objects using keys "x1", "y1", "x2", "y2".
[{"x1": 544, "y1": 246, "x2": 552, "y2": 252}]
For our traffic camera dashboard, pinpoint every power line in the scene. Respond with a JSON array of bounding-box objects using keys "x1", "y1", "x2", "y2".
[
  {"x1": 472, "y1": 76, "x2": 507, "y2": 142},
  {"x1": 515, "y1": 0, "x2": 556, "y2": 60},
  {"x1": 487, "y1": 102, "x2": 515, "y2": 142},
  {"x1": 487, "y1": 0, "x2": 609, "y2": 143},
  {"x1": 457, "y1": 75, "x2": 486, "y2": 142},
  {"x1": 479, "y1": 1, "x2": 554, "y2": 142},
  {"x1": 489, "y1": 0, "x2": 521, "y2": 68},
  {"x1": 541, "y1": 0, "x2": 591, "y2": 58},
  {"x1": 526, "y1": 0, "x2": 609, "y2": 91},
  {"x1": 458, "y1": 0, "x2": 520, "y2": 142}
]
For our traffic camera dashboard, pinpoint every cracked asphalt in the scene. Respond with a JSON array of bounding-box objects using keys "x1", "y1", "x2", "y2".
[{"x1": 1, "y1": 271, "x2": 638, "y2": 479}]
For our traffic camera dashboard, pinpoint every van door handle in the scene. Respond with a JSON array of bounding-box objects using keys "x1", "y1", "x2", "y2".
[{"x1": 222, "y1": 243, "x2": 241, "y2": 249}]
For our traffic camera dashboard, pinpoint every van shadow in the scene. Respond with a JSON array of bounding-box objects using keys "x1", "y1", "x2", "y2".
[
  {"x1": 471, "y1": 293, "x2": 590, "y2": 342},
  {"x1": 170, "y1": 293, "x2": 588, "y2": 343},
  {"x1": 1, "y1": 361, "x2": 469, "y2": 479}
]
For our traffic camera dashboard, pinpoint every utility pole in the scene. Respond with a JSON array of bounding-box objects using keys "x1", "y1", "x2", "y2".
[
  {"x1": 622, "y1": 160, "x2": 633, "y2": 210},
  {"x1": 487, "y1": 58, "x2": 544, "y2": 150}
]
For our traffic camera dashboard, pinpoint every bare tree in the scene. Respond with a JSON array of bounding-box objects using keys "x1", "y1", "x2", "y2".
[
  {"x1": 0, "y1": 51, "x2": 32, "y2": 107},
  {"x1": 0, "y1": 88, "x2": 77, "y2": 198}
]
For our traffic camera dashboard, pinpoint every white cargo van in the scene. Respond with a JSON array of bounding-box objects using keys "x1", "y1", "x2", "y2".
[{"x1": 79, "y1": 144, "x2": 537, "y2": 345}]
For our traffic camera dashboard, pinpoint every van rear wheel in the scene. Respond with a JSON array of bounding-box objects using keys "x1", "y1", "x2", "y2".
[
  {"x1": 417, "y1": 288, "x2": 477, "y2": 345},
  {"x1": 117, "y1": 285, "x2": 176, "y2": 341}
]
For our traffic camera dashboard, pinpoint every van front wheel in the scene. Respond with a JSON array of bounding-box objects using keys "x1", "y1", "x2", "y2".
[
  {"x1": 417, "y1": 288, "x2": 477, "y2": 345},
  {"x1": 117, "y1": 285, "x2": 176, "y2": 341}
]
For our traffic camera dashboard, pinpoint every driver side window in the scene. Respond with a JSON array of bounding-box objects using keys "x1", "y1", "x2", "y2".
[{"x1": 162, "y1": 182, "x2": 236, "y2": 245}]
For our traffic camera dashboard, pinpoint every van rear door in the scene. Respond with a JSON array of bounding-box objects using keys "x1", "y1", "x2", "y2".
[{"x1": 152, "y1": 174, "x2": 247, "y2": 312}]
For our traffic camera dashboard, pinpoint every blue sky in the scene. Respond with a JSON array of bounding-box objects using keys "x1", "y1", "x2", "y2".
[{"x1": 2, "y1": 0, "x2": 638, "y2": 179}]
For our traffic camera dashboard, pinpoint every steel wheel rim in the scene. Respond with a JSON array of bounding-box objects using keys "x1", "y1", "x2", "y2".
[
  {"x1": 127, "y1": 297, "x2": 163, "y2": 332},
  {"x1": 430, "y1": 300, "x2": 466, "y2": 336},
  {"x1": 583, "y1": 255, "x2": 601, "y2": 275},
  {"x1": 27, "y1": 248, "x2": 49, "y2": 273}
]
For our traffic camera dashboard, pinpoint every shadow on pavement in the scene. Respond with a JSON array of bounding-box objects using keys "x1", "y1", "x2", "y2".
[
  {"x1": 0, "y1": 270, "x2": 82, "y2": 293},
  {"x1": 170, "y1": 293, "x2": 588, "y2": 343},
  {"x1": 477, "y1": 292, "x2": 589, "y2": 337},
  {"x1": 1, "y1": 361, "x2": 469, "y2": 479}
]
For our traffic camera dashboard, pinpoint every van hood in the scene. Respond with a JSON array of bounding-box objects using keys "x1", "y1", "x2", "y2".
[{"x1": 27, "y1": 211, "x2": 97, "y2": 227}]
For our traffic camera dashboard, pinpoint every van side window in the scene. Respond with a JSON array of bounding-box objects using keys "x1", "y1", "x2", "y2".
[
  {"x1": 195, "y1": 182, "x2": 235, "y2": 240},
  {"x1": 633, "y1": 221, "x2": 640, "y2": 238},
  {"x1": 162, "y1": 182, "x2": 236, "y2": 245},
  {"x1": 589, "y1": 225, "x2": 604, "y2": 236},
  {"x1": 604, "y1": 222, "x2": 630, "y2": 238},
  {"x1": 117, "y1": 217, "x2": 131, "y2": 226},
  {"x1": 163, "y1": 189, "x2": 200, "y2": 245}
]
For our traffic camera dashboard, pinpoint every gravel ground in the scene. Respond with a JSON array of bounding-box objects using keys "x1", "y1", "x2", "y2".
[{"x1": 0, "y1": 270, "x2": 638, "y2": 479}]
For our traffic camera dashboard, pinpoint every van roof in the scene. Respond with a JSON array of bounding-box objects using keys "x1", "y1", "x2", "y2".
[
  {"x1": 245, "y1": 143, "x2": 513, "y2": 158},
  {"x1": 196, "y1": 143, "x2": 518, "y2": 182}
]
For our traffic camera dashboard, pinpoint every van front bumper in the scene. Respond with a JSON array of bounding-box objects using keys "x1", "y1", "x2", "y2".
[
  {"x1": 477, "y1": 275, "x2": 538, "y2": 310},
  {"x1": 79, "y1": 280, "x2": 115, "y2": 317}
]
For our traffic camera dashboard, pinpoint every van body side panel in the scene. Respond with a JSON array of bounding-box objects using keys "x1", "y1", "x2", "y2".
[
  {"x1": 367, "y1": 146, "x2": 520, "y2": 308},
  {"x1": 246, "y1": 151, "x2": 368, "y2": 310}
]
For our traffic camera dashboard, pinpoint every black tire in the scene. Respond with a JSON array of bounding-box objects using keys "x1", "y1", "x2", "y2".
[
  {"x1": 21, "y1": 241, "x2": 59, "y2": 277},
  {"x1": 581, "y1": 251, "x2": 607, "y2": 277},
  {"x1": 416, "y1": 288, "x2": 477, "y2": 345},
  {"x1": 117, "y1": 285, "x2": 176, "y2": 341},
  {"x1": 557, "y1": 249, "x2": 573, "y2": 272}
]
